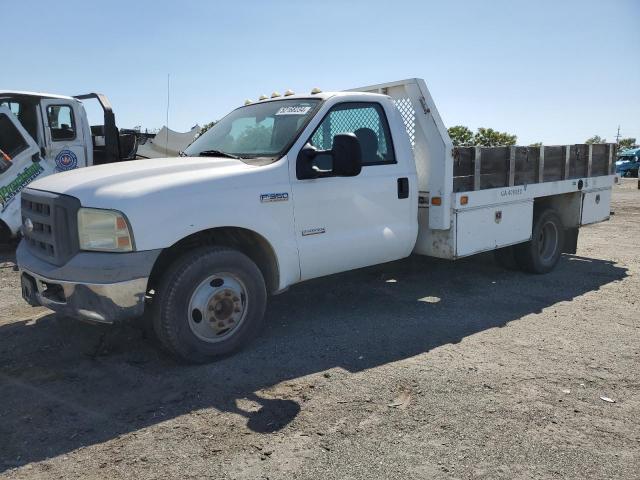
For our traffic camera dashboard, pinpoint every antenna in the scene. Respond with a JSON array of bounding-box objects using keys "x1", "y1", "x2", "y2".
[
  {"x1": 615, "y1": 125, "x2": 621, "y2": 144},
  {"x1": 166, "y1": 73, "x2": 170, "y2": 155}
]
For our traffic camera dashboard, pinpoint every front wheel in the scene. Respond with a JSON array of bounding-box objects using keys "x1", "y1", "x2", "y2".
[
  {"x1": 152, "y1": 246, "x2": 267, "y2": 363},
  {"x1": 514, "y1": 208, "x2": 565, "y2": 274}
]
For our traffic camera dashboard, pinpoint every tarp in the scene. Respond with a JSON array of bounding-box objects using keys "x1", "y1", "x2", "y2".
[{"x1": 136, "y1": 125, "x2": 200, "y2": 158}]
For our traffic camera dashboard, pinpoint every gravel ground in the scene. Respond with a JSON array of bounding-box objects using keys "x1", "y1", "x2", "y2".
[{"x1": 0, "y1": 180, "x2": 638, "y2": 479}]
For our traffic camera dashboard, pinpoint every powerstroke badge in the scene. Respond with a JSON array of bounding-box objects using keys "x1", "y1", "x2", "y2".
[
  {"x1": 0, "y1": 163, "x2": 44, "y2": 212},
  {"x1": 260, "y1": 192, "x2": 289, "y2": 203},
  {"x1": 302, "y1": 227, "x2": 325, "y2": 236},
  {"x1": 54, "y1": 149, "x2": 78, "y2": 172}
]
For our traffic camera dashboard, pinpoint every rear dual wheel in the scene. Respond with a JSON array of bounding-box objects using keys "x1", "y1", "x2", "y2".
[
  {"x1": 514, "y1": 208, "x2": 565, "y2": 274},
  {"x1": 152, "y1": 247, "x2": 267, "y2": 363},
  {"x1": 494, "y1": 208, "x2": 564, "y2": 274}
]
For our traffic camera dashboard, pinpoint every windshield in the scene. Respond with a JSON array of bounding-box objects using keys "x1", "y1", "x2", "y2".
[{"x1": 185, "y1": 99, "x2": 321, "y2": 163}]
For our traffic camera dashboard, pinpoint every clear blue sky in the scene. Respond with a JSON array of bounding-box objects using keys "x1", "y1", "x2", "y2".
[{"x1": 4, "y1": 0, "x2": 639, "y2": 145}]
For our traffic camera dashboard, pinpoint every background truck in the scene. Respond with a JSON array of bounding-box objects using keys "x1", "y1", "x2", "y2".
[
  {"x1": 16, "y1": 78, "x2": 618, "y2": 363},
  {"x1": 615, "y1": 147, "x2": 640, "y2": 177},
  {"x1": 0, "y1": 91, "x2": 138, "y2": 242}
]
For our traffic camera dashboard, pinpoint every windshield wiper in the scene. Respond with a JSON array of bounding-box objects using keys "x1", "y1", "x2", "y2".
[{"x1": 198, "y1": 150, "x2": 241, "y2": 159}]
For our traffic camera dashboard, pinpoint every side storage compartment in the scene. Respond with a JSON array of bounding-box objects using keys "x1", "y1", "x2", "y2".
[
  {"x1": 456, "y1": 200, "x2": 533, "y2": 257},
  {"x1": 581, "y1": 189, "x2": 611, "y2": 225}
]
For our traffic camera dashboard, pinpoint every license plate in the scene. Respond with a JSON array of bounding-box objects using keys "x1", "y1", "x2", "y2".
[{"x1": 21, "y1": 273, "x2": 39, "y2": 306}]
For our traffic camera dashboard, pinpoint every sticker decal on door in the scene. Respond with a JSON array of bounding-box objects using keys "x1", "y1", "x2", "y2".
[
  {"x1": 0, "y1": 163, "x2": 44, "y2": 212},
  {"x1": 54, "y1": 149, "x2": 78, "y2": 172}
]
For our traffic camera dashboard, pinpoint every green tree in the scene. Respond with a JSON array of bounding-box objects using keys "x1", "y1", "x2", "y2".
[
  {"x1": 194, "y1": 121, "x2": 217, "y2": 139},
  {"x1": 529, "y1": 142, "x2": 543, "y2": 147},
  {"x1": 448, "y1": 126, "x2": 517, "y2": 147},
  {"x1": 618, "y1": 137, "x2": 636, "y2": 150},
  {"x1": 234, "y1": 124, "x2": 272, "y2": 152},
  {"x1": 473, "y1": 128, "x2": 517, "y2": 147},
  {"x1": 448, "y1": 125, "x2": 474, "y2": 146},
  {"x1": 585, "y1": 135, "x2": 606, "y2": 144}
]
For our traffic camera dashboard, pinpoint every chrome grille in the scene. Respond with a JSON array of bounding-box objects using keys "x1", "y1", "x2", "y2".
[{"x1": 21, "y1": 189, "x2": 80, "y2": 266}]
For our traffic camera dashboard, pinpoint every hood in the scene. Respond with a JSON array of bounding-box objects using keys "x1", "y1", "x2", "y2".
[
  {"x1": 618, "y1": 147, "x2": 640, "y2": 156},
  {"x1": 29, "y1": 156, "x2": 256, "y2": 205}
]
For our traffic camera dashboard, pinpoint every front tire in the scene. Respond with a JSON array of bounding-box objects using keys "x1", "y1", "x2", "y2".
[
  {"x1": 514, "y1": 208, "x2": 565, "y2": 274},
  {"x1": 152, "y1": 246, "x2": 267, "y2": 363}
]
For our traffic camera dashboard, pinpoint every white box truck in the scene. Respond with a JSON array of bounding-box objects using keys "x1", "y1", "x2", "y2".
[{"x1": 16, "y1": 78, "x2": 618, "y2": 362}]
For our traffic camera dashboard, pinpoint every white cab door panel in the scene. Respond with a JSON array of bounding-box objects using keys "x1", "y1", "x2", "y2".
[
  {"x1": 0, "y1": 107, "x2": 52, "y2": 235},
  {"x1": 40, "y1": 99, "x2": 86, "y2": 172},
  {"x1": 293, "y1": 168, "x2": 416, "y2": 280},
  {"x1": 290, "y1": 99, "x2": 417, "y2": 281}
]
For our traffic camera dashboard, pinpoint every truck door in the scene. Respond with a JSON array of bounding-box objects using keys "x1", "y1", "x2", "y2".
[
  {"x1": 291, "y1": 101, "x2": 418, "y2": 281},
  {"x1": 0, "y1": 106, "x2": 51, "y2": 238},
  {"x1": 40, "y1": 99, "x2": 87, "y2": 172}
]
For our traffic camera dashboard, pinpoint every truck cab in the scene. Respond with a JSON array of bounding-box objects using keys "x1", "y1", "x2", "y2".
[
  {"x1": 16, "y1": 79, "x2": 618, "y2": 363},
  {"x1": 0, "y1": 92, "x2": 92, "y2": 170},
  {"x1": 0, "y1": 91, "x2": 137, "y2": 242}
]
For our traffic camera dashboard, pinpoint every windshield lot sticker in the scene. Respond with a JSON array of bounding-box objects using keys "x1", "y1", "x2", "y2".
[
  {"x1": 54, "y1": 149, "x2": 78, "y2": 172},
  {"x1": 0, "y1": 163, "x2": 44, "y2": 212},
  {"x1": 275, "y1": 106, "x2": 312, "y2": 116}
]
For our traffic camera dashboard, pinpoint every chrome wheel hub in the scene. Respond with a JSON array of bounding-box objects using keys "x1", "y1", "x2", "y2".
[
  {"x1": 188, "y1": 273, "x2": 248, "y2": 343},
  {"x1": 538, "y1": 221, "x2": 559, "y2": 263}
]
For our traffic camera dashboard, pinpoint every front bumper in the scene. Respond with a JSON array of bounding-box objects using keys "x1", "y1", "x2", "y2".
[
  {"x1": 20, "y1": 269, "x2": 147, "y2": 324},
  {"x1": 17, "y1": 241, "x2": 161, "y2": 325}
]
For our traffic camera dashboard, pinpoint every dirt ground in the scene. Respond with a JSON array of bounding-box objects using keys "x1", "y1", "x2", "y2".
[{"x1": 0, "y1": 180, "x2": 638, "y2": 480}]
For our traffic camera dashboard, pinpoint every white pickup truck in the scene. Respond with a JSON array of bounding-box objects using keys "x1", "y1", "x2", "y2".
[{"x1": 17, "y1": 78, "x2": 618, "y2": 362}]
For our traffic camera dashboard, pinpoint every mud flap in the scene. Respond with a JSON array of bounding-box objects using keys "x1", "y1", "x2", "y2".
[{"x1": 562, "y1": 227, "x2": 579, "y2": 254}]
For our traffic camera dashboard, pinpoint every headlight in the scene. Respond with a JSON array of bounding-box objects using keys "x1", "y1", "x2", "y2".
[{"x1": 78, "y1": 208, "x2": 134, "y2": 252}]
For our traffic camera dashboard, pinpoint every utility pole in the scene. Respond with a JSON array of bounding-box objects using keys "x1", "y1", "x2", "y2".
[
  {"x1": 166, "y1": 73, "x2": 170, "y2": 156},
  {"x1": 615, "y1": 125, "x2": 621, "y2": 144}
]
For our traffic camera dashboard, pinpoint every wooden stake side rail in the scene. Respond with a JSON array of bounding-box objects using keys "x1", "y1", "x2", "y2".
[{"x1": 452, "y1": 143, "x2": 616, "y2": 193}]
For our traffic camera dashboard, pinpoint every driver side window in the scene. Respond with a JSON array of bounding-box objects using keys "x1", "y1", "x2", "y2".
[
  {"x1": 47, "y1": 105, "x2": 76, "y2": 141},
  {"x1": 309, "y1": 102, "x2": 396, "y2": 166}
]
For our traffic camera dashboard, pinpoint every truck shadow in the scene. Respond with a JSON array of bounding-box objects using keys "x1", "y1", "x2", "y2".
[{"x1": 0, "y1": 253, "x2": 627, "y2": 469}]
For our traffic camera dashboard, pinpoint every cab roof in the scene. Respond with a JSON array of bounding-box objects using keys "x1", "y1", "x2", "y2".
[
  {"x1": 242, "y1": 90, "x2": 387, "y2": 106},
  {"x1": 0, "y1": 90, "x2": 77, "y2": 101}
]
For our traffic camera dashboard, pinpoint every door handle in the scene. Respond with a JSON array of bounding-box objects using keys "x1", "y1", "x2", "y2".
[{"x1": 397, "y1": 177, "x2": 409, "y2": 199}]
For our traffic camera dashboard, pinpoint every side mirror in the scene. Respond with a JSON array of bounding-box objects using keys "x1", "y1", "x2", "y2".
[
  {"x1": 331, "y1": 133, "x2": 362, "y2": 177},
  {"x1": 297, "y1": 144, "x2": 322, "y2": 179},
  {"x1": 296, "y1": 133, "x2": 362, "y2": 180}
]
